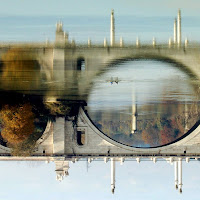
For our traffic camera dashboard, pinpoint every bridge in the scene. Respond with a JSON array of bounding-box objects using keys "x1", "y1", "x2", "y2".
[
  {"x1": 0, "y1": 9, "x2": 200, "y2": 95},
  {"x1": 0, "y1": 106, "x2": 199, "y2": 193},
  {"x1": 0, "y1": 9, "x2": 200, "y2": 194},
  {"x1": 0, "y1": 9, "x2": 200, "y2": 100}
]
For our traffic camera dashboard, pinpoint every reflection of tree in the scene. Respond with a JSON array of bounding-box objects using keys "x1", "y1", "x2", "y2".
[
  {"x1": 140, "y1": 102, "x2": 200, "y2": 146},
  {"x1": 44, "y1": 102, "x2": 72, "y2": 116},
  {"x1": 0, "y1": 92, "x2": 83, "y2": 155},
  {"x1": 92, "y1": 101, "x2": 200, "y2": 147},
  {"x1": 10, "y1": 138, "x2": 36, "y2": 156},
  {"x1": 142, "y1": 128, "x2": 159, "y2": 146},
  {"x1": 44, "y1": 101, "x2": 82, "y2": 118},
  {"x1": 0, "y1": 103, "x2": 34, "y2": 145}
]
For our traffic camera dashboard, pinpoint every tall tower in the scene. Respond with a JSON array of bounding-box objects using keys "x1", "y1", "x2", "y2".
[
  {"x1": 177, "y1": 9, "x2": 181, "y2": 46},
  {"x1": 110, "y1": 9, "x2": 115, "y2": 47},
  {"x1": 55, "y1": 21, "x2": 65, "y2": 46},
  {"x1": 174, "y1": 18, "x2": 177, "y2": 44}
]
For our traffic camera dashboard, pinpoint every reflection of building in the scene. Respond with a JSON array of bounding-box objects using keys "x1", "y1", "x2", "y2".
[
  {"x1": 111, "y1": 158, "x2": 115, "y2": 194},
  {"x1": 131, "y1": 92, "x2": 137, "y2": 134},
  {"x1": 184, "y1": 103, "x2": 189, "y2": 132},
  {"x1": 0, "y1": 156, "x2": 193, "y2": 194},
  {"x1": 165, "y1": 157, "x2": 183, "y2": 193},
  {"x1": 0, "y1": 106, "x2": 200, "y2": 194},
  {"x1": 55, "y1": 160, "x2": 70, "y2": 181},
  {"x1": 131, "y1": 103, "x2": 137, "y2": 133},
  {"x1": 52, "y1": 157, "x2": 185, "y2": 194}
]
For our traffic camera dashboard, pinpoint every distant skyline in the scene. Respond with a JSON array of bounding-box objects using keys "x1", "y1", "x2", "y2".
[{"x1": 1, "y1": 0, "x2": 200, "y2": 17}]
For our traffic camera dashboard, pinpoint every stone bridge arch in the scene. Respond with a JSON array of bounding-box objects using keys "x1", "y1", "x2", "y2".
[
  {"x1": 61, "y1": 47, "x2": 200, "y2": 101},
  {"x1": 97, "y1": 53, "x2": 198, "y2": 80},
  {"x1": 69, "y1": 107, "x2": 200, "y2": 156}
]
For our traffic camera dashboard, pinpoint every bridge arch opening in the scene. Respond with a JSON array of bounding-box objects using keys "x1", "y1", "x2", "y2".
[
  {"x1": 77, "y1": 58, "x2": 85, "y2": 71},
  {"x1": 103, "y1": 56, "x2": 197, "y2": 80},
  {"x1": 87, "y1": 59, "x2": 200, "y2": 148},
  {"x1": 80, "y1": 107, "x2": 200, "y2": 151}
]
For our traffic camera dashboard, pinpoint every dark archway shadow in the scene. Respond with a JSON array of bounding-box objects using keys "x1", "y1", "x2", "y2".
[{"x1": 77, "y1": 57, "x2": 85, "y2": 70}]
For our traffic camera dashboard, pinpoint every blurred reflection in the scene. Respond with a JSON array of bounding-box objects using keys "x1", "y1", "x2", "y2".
[
  {"x1": 0, "y1": 47, "x2": 200, "y2": 197},
  {"x1": 87, "y1": 60, "x2": 200, "y2": 147},
  {"x1": 0, "y1": 93, "x2": 47, "y2": 156},
  {"x1": 88, "y1": 103, "x2": 200, "y2": 147},
  {"x1": 0, "y1": 48, "x2": 42, "y2": 91},
  {"x1": 0, "y1": 92, "x2": 83, "y2": 156},
  {"x1": 0, "y1": 48, "x2": 200, "y2": 150}
]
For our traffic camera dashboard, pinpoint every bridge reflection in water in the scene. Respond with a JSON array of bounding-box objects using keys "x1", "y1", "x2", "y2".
[
  {"x1": 1, "y1": 9, "x2": 200, "y2": 195},
  {"x1": 0, "y1": 57, "x2": 200, "y2": 194}
]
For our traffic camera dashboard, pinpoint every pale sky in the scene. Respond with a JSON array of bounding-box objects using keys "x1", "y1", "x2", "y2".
[
  {"x1": 0, "y1": 0, "x2": 200, "y2": 42},
  {"x1": 1, "y1": 0, "x2": 200, "y2": 16},
  {"x1": 1, "y1": 160, "x2": 200, "y2": 200}
]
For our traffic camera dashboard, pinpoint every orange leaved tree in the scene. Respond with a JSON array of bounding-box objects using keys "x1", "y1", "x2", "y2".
[{"x1": 0, "y1": 103, "x2": 34, "y2": 145}]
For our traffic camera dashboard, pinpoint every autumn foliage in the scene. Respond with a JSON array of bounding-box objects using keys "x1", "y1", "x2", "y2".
[{"x1": 0, "y1": 103, "x2": 35, "y2": 145}]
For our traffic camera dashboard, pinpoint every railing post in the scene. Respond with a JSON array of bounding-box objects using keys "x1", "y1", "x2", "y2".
[
  {"x1": 136, "y1": 37, "x2": 140, "y2": 48},
  {"x1": 104, "y1": 38, "x2": 107, "y2": 47},
  {"x1": 120, "y1": 37, "x2": 123, "y2": 47},
  {"x1": 152, "y1": 37, "x2": 156, "y2": 47},
  {"x1": 88, "y1": 38, "x2": 91, "y2": 47},
  {"x1": 184, "y1": 38, "x2": 188, "y2": 48},
  {"x1": 168, "y1": 38, "x2": 172, "y2": 48}
]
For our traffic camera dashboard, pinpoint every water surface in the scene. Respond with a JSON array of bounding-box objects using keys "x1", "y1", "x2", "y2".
[{"x1": 87, "y1": 60, "x2": 200, "y2": 147}]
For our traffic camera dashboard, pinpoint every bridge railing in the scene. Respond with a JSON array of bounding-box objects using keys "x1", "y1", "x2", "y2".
[{"x1": 0, "y1": 40, "x2": 200, "y2": 50}]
